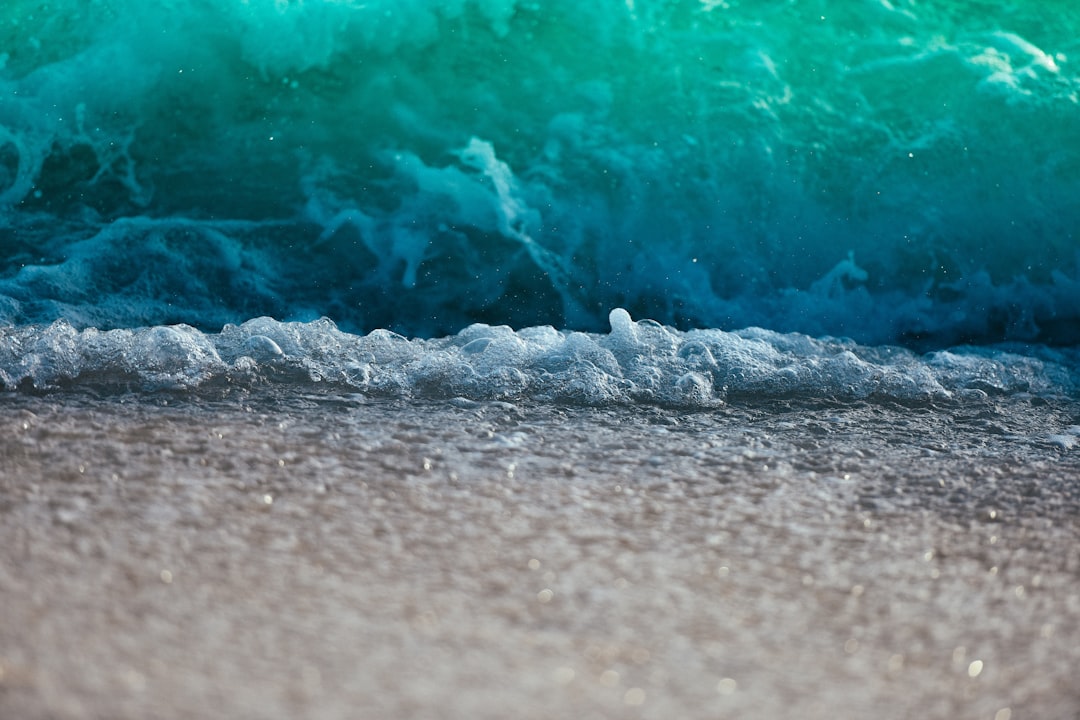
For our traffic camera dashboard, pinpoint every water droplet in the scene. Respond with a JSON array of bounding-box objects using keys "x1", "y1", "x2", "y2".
[{"x1": 600, "y1": 669, "x2": 620, "y2": 687}]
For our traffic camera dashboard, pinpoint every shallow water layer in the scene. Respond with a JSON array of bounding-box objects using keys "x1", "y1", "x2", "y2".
[{"x1": 2, "y1": 391, "x2": 1079, "y2": 719}]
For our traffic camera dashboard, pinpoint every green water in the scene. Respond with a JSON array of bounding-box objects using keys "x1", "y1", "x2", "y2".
[{"x1": 1, "y1": 1, "x2": 1078, "y2": 341}]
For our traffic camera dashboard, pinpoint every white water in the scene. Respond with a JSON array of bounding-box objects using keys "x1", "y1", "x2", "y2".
[{"x1": 2, "y1": 310, "x2": 1076, "y2": 405}]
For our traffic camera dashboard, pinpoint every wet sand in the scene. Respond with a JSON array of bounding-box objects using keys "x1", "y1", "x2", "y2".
[{"x1": 2, "y1": 392, "x2": 1079, "y2": 719}]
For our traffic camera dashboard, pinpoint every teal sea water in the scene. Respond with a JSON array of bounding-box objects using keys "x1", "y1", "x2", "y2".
[
  {"x1": 1, "y1": 0, "x2": 1078, "y2": 398},
  {"x1": 6, "y1": 9, "x2": 1080, "y2": 719}
]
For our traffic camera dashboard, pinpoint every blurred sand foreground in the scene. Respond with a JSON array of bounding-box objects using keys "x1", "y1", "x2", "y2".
[{"x1": 2, "y1": 392, "x2": 1079, "y2": 719}]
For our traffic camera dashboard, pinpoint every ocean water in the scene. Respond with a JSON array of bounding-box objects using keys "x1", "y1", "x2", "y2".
[
  {"x1": 1, "y1": 0, "x2": 1079, "y2": 350},
  {"x1": 2, "y1": 2, "x2": 1080, "y2": 718}
]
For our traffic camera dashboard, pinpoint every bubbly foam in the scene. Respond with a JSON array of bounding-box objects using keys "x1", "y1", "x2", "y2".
[{"x1": 2, "y1": 309, "x2": 1074, "y2": 404}]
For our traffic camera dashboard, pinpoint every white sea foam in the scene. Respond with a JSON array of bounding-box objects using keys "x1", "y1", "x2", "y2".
[{"x1": 1, "y1": 309, "x2": 1074, "y2": 404}]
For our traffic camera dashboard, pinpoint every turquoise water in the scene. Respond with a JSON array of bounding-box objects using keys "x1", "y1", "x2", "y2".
[
  {"x1": 5, "y1": 10, "x2": 1080, "y2": 718},
  {"x1": 1, "y1": 1, "x2": 1078, "y2": 395}
]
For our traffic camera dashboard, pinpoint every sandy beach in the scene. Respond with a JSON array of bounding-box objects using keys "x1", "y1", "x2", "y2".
[{"x1": 2, "y1": 391, "x2": 1079, "y2": 719}]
